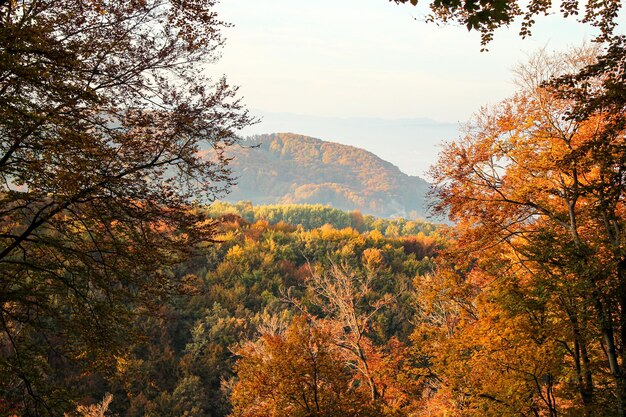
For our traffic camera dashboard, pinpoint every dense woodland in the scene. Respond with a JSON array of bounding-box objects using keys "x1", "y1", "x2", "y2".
[
  {"x1": 73, "y1": 204, "x2": 442, "y2": 416},
  {"x1": 205, "y1": 202, "x2": 439, "y2": 236},
  {"x1": 1, "y1": 0, "x2": 625, "y2": 416}
]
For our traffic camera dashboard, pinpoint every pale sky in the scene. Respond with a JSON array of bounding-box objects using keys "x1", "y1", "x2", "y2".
[{"x1": 211, "y1": 0, "x2": 623, "y2": 175}]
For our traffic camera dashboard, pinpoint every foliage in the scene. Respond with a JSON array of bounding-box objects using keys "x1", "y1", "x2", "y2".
[
  {"x1": 302, "y1": 261, "x2": 424, "y2": 413},
  {"x1": 392, "y1": 0, "x2": 622, "y2": 45},
  {"x1": 423, "y1": 46, "x2": 626, "y2": 416},
  {"x1": 230, "y1": 315, "x2": 380, "y2": 417},
  {"x1": 5, "y1": 2, "x2": 622, "y2": 417},
  {"x1": 69, "y1": 394, "x2": 114, "y2": 417},
  {"x1": 0, "y1": 0, "x2": 252, "y2": 414},
  {"x1": 51, "y1": 207, "x2": 438, "y2": 416},
  {"x1": 207, "y1": 201, "x2": 441, "y2": 236}
]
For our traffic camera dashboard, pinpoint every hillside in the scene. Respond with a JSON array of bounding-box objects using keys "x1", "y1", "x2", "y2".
[
  {"x1": 237, "y1": 111, "x2": 459, "y2": 176},
  {"x1": 224, "y1": 133, "x2": 431, "y2": 218}
]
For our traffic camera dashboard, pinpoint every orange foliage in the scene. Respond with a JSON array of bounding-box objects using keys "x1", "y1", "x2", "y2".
[
  {"x1": 230, "y1": 316, "x2": 379, "y2": 417},
  {"x1": 423, "y1": 48, "x2": 626, "y2": 416}
]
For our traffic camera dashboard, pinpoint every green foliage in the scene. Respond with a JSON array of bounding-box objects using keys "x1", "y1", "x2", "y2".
[
  {"x1": 96, "y1": 208, "x2": 441, "y2": 416},
  {"x1": 206, "y1": 201, "x2": 441, "y2": 237},
  {"x1": 393, "y1": 0, "x2": 621, "y2": 46}
]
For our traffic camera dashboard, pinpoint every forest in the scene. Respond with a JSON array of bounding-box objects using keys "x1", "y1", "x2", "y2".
[
  {"x1": 64, "y1": 204, "x2": 442, "y2": 416},
  {"x1": 1, "y1": 0, "x2": 625, "y2": 416}
]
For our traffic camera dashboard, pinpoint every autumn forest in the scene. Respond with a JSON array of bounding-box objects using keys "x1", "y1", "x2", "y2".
[{"x1": 1, "y1": 0, "x2": 625, "y2": 416}]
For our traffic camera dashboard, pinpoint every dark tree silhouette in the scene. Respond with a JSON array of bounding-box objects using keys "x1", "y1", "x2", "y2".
[{"x1": 0, "y1": 1, "x2": 252, "y2": 414}]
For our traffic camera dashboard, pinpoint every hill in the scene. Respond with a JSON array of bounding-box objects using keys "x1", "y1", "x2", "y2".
[
  {"x1": 237, "y1": 110, "x2": 460, "y2": 177},
  {"x1": 224, "y1": 133, "x2": 431, "y2": 219}
]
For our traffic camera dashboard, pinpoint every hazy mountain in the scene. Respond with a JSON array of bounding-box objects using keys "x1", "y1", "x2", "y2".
[
  {"x1": 238, "y1": 110, "x2": 461, "y2": 177},
  {"x1": 224, "y1": 133, "x2": 431, "y2": 219}
]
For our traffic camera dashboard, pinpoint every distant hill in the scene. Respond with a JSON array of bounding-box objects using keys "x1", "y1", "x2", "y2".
[
  {"x1": 237, "y1": 110, "x2": 460, "y2": 177},
  {"x1": 224, "y1": 133, "x2": 431, "y2": 219}
]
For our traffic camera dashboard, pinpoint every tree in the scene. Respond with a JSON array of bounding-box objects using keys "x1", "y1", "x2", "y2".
[
  {"x1": 392, "y1": 0, "x2": 622, "y2": 45},
  {"x1": 0, "y1": 0, "x2": 252, "y2": 414},
  {"x1": 427, "y1": 47, "x2": 626, "y2": 415},
  {"x1": 69, "y1": 394, "x2": 114, "y2": 417},
  {"x1": 230, "y1": 315, "x2": 379, "y2": 417},
  {"x1": 413, "y1": 253, "x2": 576, "y2": 416},
  {"x1": 306, "y1": 261, "x2": 393, "y2": 403},
  {"x1": 302, "y1": 260, "x2": 421, "y2": 414}
]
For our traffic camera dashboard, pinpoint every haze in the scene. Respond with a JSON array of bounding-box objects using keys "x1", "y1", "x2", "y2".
[{"x1": 213, "y1": 0, "x2": 617, "y2": 176}]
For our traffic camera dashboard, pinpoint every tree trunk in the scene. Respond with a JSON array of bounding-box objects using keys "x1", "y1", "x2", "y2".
[
  {"x1": 616, "y1": 258, "x2": 626, "y2": 417},
  {"x1": 356, "y1": 344, "x2": 379, "y2": 402},
  {"x1": 573, "y1": 322, "x2": 595, "y2": 413}
]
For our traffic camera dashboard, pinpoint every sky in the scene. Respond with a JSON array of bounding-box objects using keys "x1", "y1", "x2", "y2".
[{"x1": 211, "y1": 0, "x2": 624, "y2": 176}]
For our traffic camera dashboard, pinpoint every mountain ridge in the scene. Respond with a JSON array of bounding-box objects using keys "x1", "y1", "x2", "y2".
[
  {"x1": 237, "y1": 110, "x2": 460, "y2": 176},
  {"x1": 224, "y1": 133, "x2": 430, "y2": 219}
]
